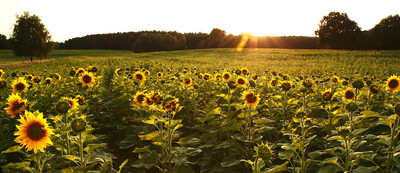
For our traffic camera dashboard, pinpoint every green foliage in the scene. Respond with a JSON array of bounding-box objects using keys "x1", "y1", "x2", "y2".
[
  {"x1": 10, "y1": 12, "x2": 53, "y2": 61},
  {"x1": 370, "y1": 14, "x2": 400, "y2": 50}
]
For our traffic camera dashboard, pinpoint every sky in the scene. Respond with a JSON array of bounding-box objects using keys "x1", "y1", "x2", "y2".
[{"x1": 0, "y1": 0, "x2": 399, "y2": 42}]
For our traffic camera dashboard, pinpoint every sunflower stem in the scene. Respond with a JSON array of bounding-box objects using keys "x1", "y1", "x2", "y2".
[
  {"x1": 79, "y1": 132, "x2": 85, "y2": 167},
  {"x1": 64, "y1": 113, "x2": 70, "y2": 155}
]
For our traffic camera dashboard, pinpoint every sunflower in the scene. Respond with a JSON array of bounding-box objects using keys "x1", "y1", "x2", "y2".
[
  {"x1": 236, "y1": 76, "x2": 248, "y2": 88},
  {"x1": 12, "y1": 77, "x2": 29, "y2": 93},
  {"x1": 241, "y1": 68, "x2": 248, "y2": 75},
  {"x1": 134, "y1": 71, "x2": 146, "y2": 83},
  {"x1": 27, "y1": 74, "x2": 33, "y2": 81},
  {"x1": 53, "y1": 73, "x2": 61, "y2": 81},
  {"x1": 5, "y1": 93, "x2": 27, "y2": 118},
  {"x1": 0, "y1": 69, "x2": 4, "y2": 78},
  {"x1": 281, "y1": 81, "x2": 292, "y2": 91},
  {"x1": 134, "y1": 92, "x2": 147, "y2": 106},
  {"x1": 183, "y1": 78, "x2": 192, "y2": 87},
  {"x1": 144, "y1": 70, "x2": 150, "y2": 76},
  {"x1": 251, "y1": 74, "x2": 258, "y2": 80},
  {"x1": 235, "y1": 69, "x2": 241, "y2": 75},
  {"x1": 215, "y1": 74, "x2": 221, "y2": 80},
  {"x1": 164, "y1": 99, "x2": 179, "y2": 112},
  {"x1": 149, "y1": 93, "x2": 162, "y2": 105},
  {"x1": 322, "y1": 89, "x2": 333, "y2": 101},
  {"x1": 45, "y1": 77, "x2": 51, "y2": 85},
  {"x1": 385, "y1": 75, "x2": 400, "y2": 92},
  {"x1": 76, "y1": 68, "x2": 85, "y2": 74},
  {"x1": 14, "y1": 111, "x2": 54, "y2": 154},
  {"x1": 80, "y1": 71, "x2": 95, "y2": 87},
  {"x1": 198, "y1": 73, "x2": 203, "y2": 79},
  {"x1": 303, "y1": 80, "x2": 313, "y2": 88},
  {"x1": 332, "y1": 76, "x2": 340, "y2": 83},
  {"x1": 370, "y1": 85, "x2": 380, "y2": 94},
  {"x1": 270, "y1": 79, "x2": 277, "y2": 87},
  {"x1": 62, "y1": 97, "x2": 78, "y2": 110},
  {"x1": 115, "y1": 68, "x2": 122, "y2": 76},
  {"x1": 222, "y1": 72, "x2": 231, "y2": 82},
  {"x1": 32, "y1": 76, "x2": 41, "y2": 84},
  {"x1": 343, "y1": 88, "x2": 355, "y2": 100},
  {"x1": 282, "y1": 75, "x2": 289, "y2": 80},
  {"x1": 203, "y1": 73, "x2": 211, "y2": 80},
  {"x1": 75, "y1": 95, "x2": 85, "y2": 105},
  {"x1": 167, "y1": 68, "x2": 171, "y2": 73},
  {"x1": 157, "y1": 72, "x2": 162, "y2": 77},
  {"x1": 242, "y1": 91, "x2": 260, "y2": 109}
]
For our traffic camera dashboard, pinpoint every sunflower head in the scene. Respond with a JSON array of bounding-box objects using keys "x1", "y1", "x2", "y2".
[
  {"x1": 134, "y1": 92, "x2": 147, "y2": 106},
  {"x1": 322, "y1": 89, "x2": 333, "y2": 101},
  {"x1": 167, "y1": 68, "x2": 171, "y2": 73},
  {"x1": 89, "y1": 66, "x2": 98, "y2": 73},
  {"x1": 242, "y1": 91, "x2": 260, "y2": 109},
  {"x1": 345, "y1": 102, "x2": 358, "y2": 112},
  {"x1": 76, "y1": 68, "x2": 85, "y2": 74},
  {"x1": 12, "y1": 77, "x2": 29, "y2": 93},
  {"x1": 281, "y1": 81, "x2": 292, "y2": 91},
  {"x1": 14, "y1": 111, "x2": 53, "y2": 154},
  {"x1": 62, "y1": 97, "x2": 78, "y2": 111},
  {"x1": 228, "y1": 80, "x2": 237, "y2": 89},
  {"x1": 222, "y1": 72, "x2": 231, "y2": 82},
  {"x1": 75, "y1": 95, "x2": 85, "y2": 105},
  {"x1": 0, "y1": 79, "x2": 7, "y2": 88},
  {"x1": 45, "y1": 78, "x2": 52, "y2": 85},
  {"x1": 71, "y1": 118, "x2": 86, "y2": 133},
  {"x1": 235, "y1": 69, "x2": 241, "y2": 75},
  {"x1": 27, "y1": 75, "x2": 33, "y2": 81},
  {"x1": 134, "y1": 72, "x2": 146, "y2": 83},
  {"x1": 80, "y1": 71, "x2": 95, "y2": 87},
  {"x1": 270, "y1": 79, "x2": 278, "y2": 87},
  {"x1": 183, "y1": 78, "x2": 192, "y2": 87},
  {"x1": 352, "y1": 79, "x2": 365, "y2": 89},
  {"x1": 150, "y1": 93, "x2": 162, "y2": 105},
  {"x1": 303, "y1": 80, "x2": 313, "y2": 88},
  {"x1": 255, "y1": 142, "x2": 273, "y2": 161},
  {"x1": 5, "y1": 93, "x2": 27, "y2": 118},
  {"x1": 343, "y1": 88, "x2": 355, "y2": 100},
  {"x1": 282, "y1": 75, "x2": 289, "y2": 81},
  {"x1": 385, "y1": 75, "x2": 400, "y2": 92},
  {"x1": 251, "y1": 74, "x2": 258, "y2": 80},
  {"x1": 0, "y1": 69, "x2": 4, "y2": 78},
  {"x1": 203, "y1": 73, "x2": 211, "y2": 80},
  {"x1": 157, "y1": 72, "x2": 162, "y2": 77},
  {"x1": 115, "y1": 68, "x2": 122, "y2": 76},
  {"x1": 163, "y1": 98, "x2": 179, "y2": 112},
  {"x1": 53, "y1": 73, "x2": 61, "y2": 81},
  {"x1": 69, "y1": 70, "x2": 76, "y2": 77},
  {"x1": 144, "y1": 70, "x2": 150, "y2": 76},
  {"x1": 56, "y1": 100, "x2": 70, "y2": 113},
  {"x1": 198, "y1": 73, "x2": 203, "y2": 79},
  {"x1": 32, "y1": 77, "x2": 41, "y2": 83},
  {"x1": 332, "y1": 76, "x2": 339, "y2": 83},
  {"x1": 369, "y1": 85, "x2": 380, "y2": 94},
  {"x1": 241, "y1": 68, "x2": 248, "y2": 75},
  {"x1": 236, "y1": 76, "x2": 248, "y2": 88},
  {"x1": 215, "y1": 74, "x2": 221, "y2": 80}
]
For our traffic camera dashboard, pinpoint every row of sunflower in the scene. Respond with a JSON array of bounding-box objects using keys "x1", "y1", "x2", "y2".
[{"x1": 1, "y1": 65, "x2": 400, "y2": 172}]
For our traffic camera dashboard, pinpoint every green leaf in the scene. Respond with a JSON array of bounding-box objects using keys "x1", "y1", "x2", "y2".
[
  {"x1": 352, "y1": 166, "x2": 378, "y2": 173},
  {"x1": 327, "y1": 136, "x2": 343, "y2": 141},
  {"x1": 181, "y1": 147, "x2": 202, "y2": 156},
  {"x1": 264, "y1": 161, "x2": 288, "y2": 173},
  {"x1": 176, "y1": 136, "x2": 201, "y2": 146},
  {"x1": 84, "y1": 143, "x2": 107, "y2": 154},
  {"x1": 1, "y1": 145, "x2": 23, "y2": 154},
  {"x1": 317, "y1": 165, "x2": 341, "y2": 173},
  {"x1": 118, "y1": 159, "x2": 128, "y2": 173},
  {"x1": 131, "y1": 152, "x2": 160, "y2": 169},
  {"x1": 360, "y1": 111, "x2": 380, "y2": 118},
  {"x1": 119, "y1": 135, "x2": 138, "y2": 149},
  {"x1": 221, "y1": 157, "x2": 241, "y2": 167},
  {"x1": 1, "y1": 162, "x2": 34, "y2": 172},
  {"x1": 319, "y1": 157, "x2": 339, "y2": 166},
  {"x1": 138, "y1": 132, "x2": 160, "y2": 141},
  {"x1": 207, "y1": 107, "x2": 221, "y2": 116},
  {"x1": 132, "y1": 145, "x2": 150, "y2": 153},
  {"x1": 308, "y1": 150, "x2": 326, "y2": 159},
  {"x1": 62, "y1": 155, "x2": 78, "y2": 162}
]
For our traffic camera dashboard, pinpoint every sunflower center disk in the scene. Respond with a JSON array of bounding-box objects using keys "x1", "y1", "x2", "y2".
[
  {"x1": 82, "y1": 75, "x2": 92, "y2": 83},
  {"x1": 16, "y1": 83, "x2": 26, "y2": 91},
  {"x1": 345, "y1": 91, "x2": 354, "y2": 99},
  {"x1": 388, "y1": 79, "x2": 399, "y2": 89},
  {"x1": 27, "y1": 122, "x2": 46, "y2": 141},
  {"x1": 246, "y1": 94, "x2": 257, "y2": 103}
]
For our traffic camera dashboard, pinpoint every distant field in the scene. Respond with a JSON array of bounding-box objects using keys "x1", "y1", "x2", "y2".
[{"x1": 1, "y1": 48, "x2": 400, "y2": 79}]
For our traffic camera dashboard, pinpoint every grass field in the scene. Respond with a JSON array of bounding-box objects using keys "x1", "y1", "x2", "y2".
[{"x1": 1, "y1": 48, "x2": 400, "y2": 172}]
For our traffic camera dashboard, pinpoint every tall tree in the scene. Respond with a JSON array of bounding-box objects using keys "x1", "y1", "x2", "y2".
[
  {"x1": 315, "y1": 12, "x2": 361, "y2": 49},
  {"x1": 10, "y1": 12, "x2": 53, "y2": 61},
  {"x1": 0, "y1": 34, "x2": 8, "y2": 49},
  {"x1": 369, "y1": 14, "x2": 400, "y2": 49}
]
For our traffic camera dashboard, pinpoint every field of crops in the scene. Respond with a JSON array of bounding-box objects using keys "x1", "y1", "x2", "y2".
[{"x1": 1, "y1": 48, "x2": 400, "y2": 173}]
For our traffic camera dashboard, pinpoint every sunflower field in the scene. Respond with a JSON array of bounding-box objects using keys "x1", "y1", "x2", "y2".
[{"x1": 1, "y1": 49, "x2": 400, "y2": 173}]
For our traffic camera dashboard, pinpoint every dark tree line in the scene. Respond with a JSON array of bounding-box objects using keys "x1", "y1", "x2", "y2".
[{"x1": 0, "y1": 34, "x2": 9, "y2": 49}]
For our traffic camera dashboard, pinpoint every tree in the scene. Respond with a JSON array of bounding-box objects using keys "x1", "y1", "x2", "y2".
[
  {"x1": 0, "y1": 34, "x2": 8, "y2": 49},
  {"x1": 369, "y1": 14, "x2": 400, "y2": 49},
  {"x1": 315, "y1": 12, "x2": 361, "y2": 49},
  {"x1": 10, "y1": 12, "x2": 53, "y2": 61}
]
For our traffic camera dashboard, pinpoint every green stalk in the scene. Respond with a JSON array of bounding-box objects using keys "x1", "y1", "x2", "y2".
[
  {"x1": 65, "y1": 113, "x2": 70, "y2": 155},
  {"x1": 79, "y1": 132, "x2": 85, "y2": 167}
]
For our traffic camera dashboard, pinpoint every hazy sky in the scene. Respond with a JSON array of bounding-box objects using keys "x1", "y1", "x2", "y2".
[{"x1": 0, "y1": 0, "x2": 399, "y2": 42}]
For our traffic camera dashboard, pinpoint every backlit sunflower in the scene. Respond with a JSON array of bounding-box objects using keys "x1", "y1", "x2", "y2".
[
  {"x1": 157, "y1": 72, "x2": 162, "y2": 77},
  {"x1": 134, "y1": 92, "x2": 147, "y2": 106},
  {"x1": 236, "y1": 76, "x2": 248, "y2": 88},
  {"x1": 385, "y1": 75, "x2": 400, "y2": 92},
  {"x1": 167, "y1": 68, "x2": 171, "y2": 73},
  {"x1": 76, "y1": 68, "x2": 85, "y2": 74},
  {"x1": 80, "y1": 71, "x2": 95, "y2": 87},
  {"x1": 115, "y1": 68, "x2": 122, "y2": 76},
  {"x1": 203, "y1": 73, "x2": 211, "y2": 80},
  {"x1": 183, "y1": 78, "x2": 192, "y2": 87},
  {"x1": 242, "y1": 91, "x2": 260, "y2": 109},
  {"x1": 0, "y1": 69, "x2": 4, "y2": 77},
  {"x1": 75, "y1": 95, "x2": 85, "y2": 105},
  {"x1": 45, "y1": 77, "x2": 51, "y2": 85},
  {"x1": 62, "y1": 97, "x2": 78, "y2": 111},
  {"x1": 198, "y1": 73, "x2": 203, "y2": 79},
  {"x1": 343, "y1": 88, "x2": 355, "y2": 100},
  {"x1": 164, "y1": 99, "x2": 179, "y2": 112},
  {"x1": 12, "y1": 77, "x2": 29, "y2": 93},
  {"x1": 241, "y1": 68, "x2": 248, "y2": 75},
  {"x1": 303, "y1": 80, "x2": 313, "y2": 88},
  {"x1": 322, "y1": 89, "x2": 333, "y2": 101},
  {"x1": 332, "y1": 76, "x2": 340, "y2": 83},
  {"x1": 14, "y1": 111, "x2": 54, "y2": 154},
  {"x1": 32, "y1": 77, "x2": 41, "y2": 83},
  {"x1": 251, "y1": 74, "x2": 258, "y2": 80},
  {"x1": 5, "y1": 93, "x2": 27, "y2": 118},
  {"x1": 134, "y1": 71, "x2": 146, "y2": 83},
  {"x1": 270, "y1": 79, "x2": 278, "y2": 87},
  {"x1": 144, "y1": 70, "x2": 150, "y2": 76},
  {"x1": 281, "y1": 81, "x2": 292, "y2": 91},
  {"x1": 149, "y1": 93, "x2": 162, "y2": 105},
  {"x1": 53, "y1": 73, "x2": 61, "y2": 81},
  {"x1": 215, "y1": 74, "x2": 221, "y2": 80},
  {"x1": 27, "y1": 75, "x2": 33, "y2": 81},
  {"x1": 222, "y1": 72, "x2": 231, "y2": 82}
]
